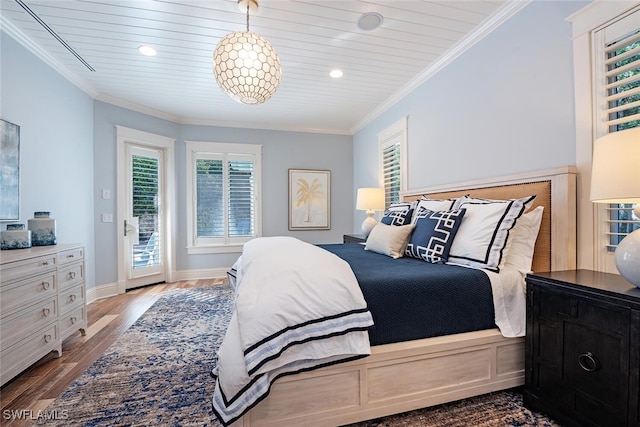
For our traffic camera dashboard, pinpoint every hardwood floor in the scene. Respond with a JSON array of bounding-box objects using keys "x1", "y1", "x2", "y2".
[{"x1": 0, "y1": 278, "x2": 226, "y2": 426}]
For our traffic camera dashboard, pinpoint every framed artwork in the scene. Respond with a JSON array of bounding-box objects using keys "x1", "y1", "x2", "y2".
[
  {"x1": 1, "y1": 119, "x2": 20, "y2": 221},
  {"x1": 289, "y1": 169, "x2": 330, "y2": 230}
]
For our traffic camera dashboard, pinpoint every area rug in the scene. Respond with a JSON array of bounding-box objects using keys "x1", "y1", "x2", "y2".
[{"x1": 34, "y1": 285, "x2": 561, "y2": 426}]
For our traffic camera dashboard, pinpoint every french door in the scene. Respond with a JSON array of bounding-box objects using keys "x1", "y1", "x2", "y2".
[{"x1": 116, "y1": 126, "x2": 174, "y2": 292}]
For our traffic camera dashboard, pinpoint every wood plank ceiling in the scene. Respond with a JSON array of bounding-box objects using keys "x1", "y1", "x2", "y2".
[{"x1": 0, "y1": 0, "x2": 519, "y2": 133}]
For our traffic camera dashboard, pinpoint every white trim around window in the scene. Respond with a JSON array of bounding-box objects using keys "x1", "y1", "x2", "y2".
[
  {"x1": 185, "y1": 141, "x2": 262, "y2": 254},
  {"x1": 568, "y1": 0, "x2": 640, "y2": 272}
]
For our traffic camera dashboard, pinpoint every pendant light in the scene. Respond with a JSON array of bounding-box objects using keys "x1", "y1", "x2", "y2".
[{"x1": 213, "y1": 0, "x2": 282, "y2": 105}]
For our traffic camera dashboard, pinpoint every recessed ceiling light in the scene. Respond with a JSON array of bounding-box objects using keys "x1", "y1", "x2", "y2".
[
  {"x1": 357, "y1": 12, "x2": 383, "y2": 31},
  {"x1": 330, "y1": 69, "x2": 343, "y2": 79},
  {"x1": 138, "y1": 45, "x2": 157, "y2": 57}
]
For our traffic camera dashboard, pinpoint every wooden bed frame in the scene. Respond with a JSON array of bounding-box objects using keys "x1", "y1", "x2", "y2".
[{"x1": 233, "y1": 166, "x2": 577, "y2": 427}]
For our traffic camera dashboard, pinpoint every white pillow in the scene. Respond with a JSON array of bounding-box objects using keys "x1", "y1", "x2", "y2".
[
  {"x1": 447, "y1": 195, "x2": 536, "y2": 272},
  {"x1": 411, "y1": 196, "x2": 457, "y2": 224},
  {"x1": 364, "y1": 222, "x2": 414, "y2": 259},
  {"x1": 504, "y1": 206, "x2": 544, "y2": 274}
]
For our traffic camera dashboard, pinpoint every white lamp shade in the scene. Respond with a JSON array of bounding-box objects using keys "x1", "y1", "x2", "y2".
[
  {"x1": 356, "y1": 188, "x2": 385, "y2": 211},
  {"x1": 590, "y1": 127, "x2": 640, "y2": 204}
]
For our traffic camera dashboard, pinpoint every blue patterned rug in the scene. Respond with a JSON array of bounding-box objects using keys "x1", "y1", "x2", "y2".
[{"x1": 34, "y1": 285, "x2": 560, "y2": 426}]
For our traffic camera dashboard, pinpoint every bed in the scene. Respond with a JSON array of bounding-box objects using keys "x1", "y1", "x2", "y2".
[{"x1": 222, "y1": 166, "x2": 577, "y2": 427}]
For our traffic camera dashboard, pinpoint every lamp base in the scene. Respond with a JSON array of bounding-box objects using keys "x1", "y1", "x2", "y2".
[
  {"x1": 615, "y1": 228, "x2": 640, "y2": 287},
  {"x1": 360, "y1": 212, "x2": 377, "y2": 237}
]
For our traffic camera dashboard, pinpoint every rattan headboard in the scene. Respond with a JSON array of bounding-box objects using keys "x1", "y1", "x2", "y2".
[{"x1": 402, "y1": 168, "x2": 577, "y2": 272}]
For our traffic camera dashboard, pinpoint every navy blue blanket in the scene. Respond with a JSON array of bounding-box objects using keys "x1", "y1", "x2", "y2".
[{"x1": 318, "y1": 243, "x2": 496, "y2": 346}]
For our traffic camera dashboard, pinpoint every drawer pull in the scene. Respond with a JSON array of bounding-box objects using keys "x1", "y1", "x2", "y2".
[
  {"x1": 578, "y1": 352, "x2": 600, "y2": 372},
  {"x1": 70, "y1": 316, "x2": 77, "y2": 324},
  {"x1": 44, "y1": 334, "x2": 52, "y2": 343},
  {"x1": 69, "y1": 294, "x2": 77, "y2": 302},
  {"x1": 42, "y1": 281, "x2": 50, "y2": 290},
  {"x1": 43, "y1": 308, "x2": 51, "y2": 317},
  {"x1": 67, "y1": 254, "x2": 75, "y2": 258},
  {"x1": 42, "y1": 260, "x2": 49, "y2": 266},
  {"x1": 68, "y1": 271, "x2": 76, "y2": 280}
]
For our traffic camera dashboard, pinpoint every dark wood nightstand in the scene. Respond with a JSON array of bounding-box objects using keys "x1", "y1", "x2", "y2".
[
  {"x1": 343, "y1": 234, "x2": 366, "y2": 244},
  {"x1": 524, "y1": 270, "x2": 640, "y2": 427}
]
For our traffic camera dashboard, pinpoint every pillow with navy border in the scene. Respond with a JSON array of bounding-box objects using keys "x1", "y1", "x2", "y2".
[
  {"x1": 411, "y1": 196, "x2": 458, "y2": 224},
  {"x1": 381, "y1": 201, "x2": 417, "y2": 226},
  {"x1": 447, "y1": 195, "x2": 536, "y2": 272},
  {"x1": 405, "y1": 207, "x2": 466, "y2": 264}
]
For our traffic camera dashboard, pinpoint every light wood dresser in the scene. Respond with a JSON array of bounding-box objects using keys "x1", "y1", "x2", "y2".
[{"x1": 0, "y1": 244, "x2": 87, "y2": 386}]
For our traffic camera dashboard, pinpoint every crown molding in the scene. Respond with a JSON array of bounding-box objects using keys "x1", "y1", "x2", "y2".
[{"x1": 1, "y1": 15, "x2": 99, "y2": 98}]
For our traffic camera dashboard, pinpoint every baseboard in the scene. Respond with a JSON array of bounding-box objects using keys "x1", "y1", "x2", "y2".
[
  {"x1": 172, "y1": 267, "x2": 229, "y2": 282},
  {"x1": 87, "y1": 268, "x2": 230, "y2": 303},
  {"x1": 87, "y1": 281, "x2": 120, "y2": 303}
]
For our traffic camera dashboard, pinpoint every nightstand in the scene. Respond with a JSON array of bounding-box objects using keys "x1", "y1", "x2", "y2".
[
  {"x1": 524, "y1": 270, "x2": 640, "y2": 427},
  {"x1": 343, "y1": 234, "x2": 366, "y2": 244}
]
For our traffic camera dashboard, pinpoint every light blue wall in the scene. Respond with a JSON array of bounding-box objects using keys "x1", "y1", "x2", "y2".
[
  {"x1": 93, "y1": 103, "x2": 353, "y2": 286},
  {"x1": 3, "y1": 33, "x2": 352, "y2": 291},
  {"x1": 1, "y1": 33, "x2": 95, "y2": 288},
  {"x1": 353, "y1": 0, "x2": 588, "y2": 231}
]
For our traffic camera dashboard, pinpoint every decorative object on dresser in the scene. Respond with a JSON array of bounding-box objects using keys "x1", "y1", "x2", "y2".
[
  {"x1": 0, "y1": 244, "x2": 87, "y2": 386},
  {"x1": 1, "y1": 223, "x2": 31, "y2": 249},
  {"x1": 28, "y1": 211, "x2": 57, "y2": 246},
  {"x1": 288, "y1": 169, "x2": 331, "y2": 230},
  {"x1": 524, "y1": 270, "x2": 640, "y2": 427},
  {"x1": 0, "y1": 119, "x2": 20, "y2": 221},
  {"x1": 356, "y1": 187, "x2": 385, "y2": 236},
  {"x1": 343, "y1": 233, "x2": 366, "y2": 244},
  {"x1": 590, "y1": 127, "x2": 640, "y2": 286}
]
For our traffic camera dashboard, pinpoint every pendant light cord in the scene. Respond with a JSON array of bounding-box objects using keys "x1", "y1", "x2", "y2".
[{"x1": 246, "y1": 2, "x2": 250, "y2": 31}]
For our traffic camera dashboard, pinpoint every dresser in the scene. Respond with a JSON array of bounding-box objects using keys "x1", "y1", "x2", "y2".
[
  {"x1": 0, "y1": 244, "x2": 86, "y2": 386},
  {"x1": 524, "y1": 270, "x2": 640, "y2": 427}
]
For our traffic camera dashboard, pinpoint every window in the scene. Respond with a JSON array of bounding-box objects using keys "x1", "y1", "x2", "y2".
[
  {"x1": 378, "y1": 117, "x2": 407, "y2": 207},
  {"x1": 186, "y1": 141, "x2": 262, "y2": 253},
  {"x1": 594, "y1": 10, "x2": 640, "y2": 251}
]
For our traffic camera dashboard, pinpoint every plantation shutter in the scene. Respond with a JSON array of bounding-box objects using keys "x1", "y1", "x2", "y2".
[
  {"x1": 381, "y1": 140, "x2": 401, "y2": 207},
  {"x1": 596, "y1": 11, "x2": 640, "y2": 249},
  {"x1": 228, "y1": 156, "x2": 255, "y2": 238},
  {"x1": 196, "y1": 158, "x2": 224, "y2": 239},
  {"x1": 132, "y1": 154, "x2": 161, "y2": 267}
]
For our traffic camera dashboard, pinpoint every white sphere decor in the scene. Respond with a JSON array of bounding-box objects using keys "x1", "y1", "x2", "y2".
[
  {"x1": 615, "y1": 229, "x2": 640, "y2": 287},
  {"x1": 213, "y1": 30, "x2": 282, "y2": 105}
]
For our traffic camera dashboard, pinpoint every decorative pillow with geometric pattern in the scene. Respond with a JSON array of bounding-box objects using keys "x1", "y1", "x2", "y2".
[
  {"x1": 381, "y1": 201, "x2": 417, "y2": 226},
  {"x1": 405, "y1": 207, "x2": 466, "y2": 263}
]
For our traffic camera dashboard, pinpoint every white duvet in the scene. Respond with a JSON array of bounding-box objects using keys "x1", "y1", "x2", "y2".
[{"x1": 212, "y1": 237, "x2": 374, "y2": 426}]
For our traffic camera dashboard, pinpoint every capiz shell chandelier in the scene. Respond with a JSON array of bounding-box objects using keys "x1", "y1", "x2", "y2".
[{"x1": 213, "y1": 0, "x2": 282, "y2": 105}]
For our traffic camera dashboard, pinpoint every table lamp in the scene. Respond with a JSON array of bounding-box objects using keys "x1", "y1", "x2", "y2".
[
  {"x1": 356, "y1": 188, "x2": 385, "y2": 237},
  {"x1": 590, "y1": 127, "x2": 640, "y2": 287}
]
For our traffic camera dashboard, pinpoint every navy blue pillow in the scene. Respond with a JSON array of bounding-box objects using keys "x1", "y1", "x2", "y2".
[
  {"x1": 405, "y1": 208, "x2": 466, "y2": 263},
  {"x1": 381, "y1": 201, "x2": 416, "y2": 226}
]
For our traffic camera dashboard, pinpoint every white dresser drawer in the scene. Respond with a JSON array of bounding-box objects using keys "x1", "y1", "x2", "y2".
[
  {"x1": 57, "y1": 247, "x2": 84, "y2": 266},
  {"x1": 1, "y1": 272, "x2": 57, "y2": 316},
  {"x1": 58, "y1": 283, "x2": 85, "y2": 313},
  {"x1": 0, "y1": 254, "x2": 57, "y2": 283},
  {"x1": 1, "y1": 298, "x2": 57, "y2": 351},
  {"x1": 58, "y1": 261, "x2": 84, "y2": 291},
  {"x1": 60, "y1": 305, "x2": 86, "y2": 340},
  {"x1": 0, "y1": 323, "x2": 59, "y2": 385},
  {"x1": 0, "y1": 244, "x2": 84, "y2": 386}
]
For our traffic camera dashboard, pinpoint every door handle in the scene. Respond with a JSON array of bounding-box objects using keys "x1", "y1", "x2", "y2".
[{"x1": 124, "y1": 218, "x2": 140, "y2": 245}]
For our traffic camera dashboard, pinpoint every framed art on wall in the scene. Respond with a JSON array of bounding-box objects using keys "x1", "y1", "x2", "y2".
[
  {"x1": 289, "y1": 169, "x2": 330, "y2": 230},
  {"x1": 0, "y1": 119, "x2": 20, "y2": 221}
]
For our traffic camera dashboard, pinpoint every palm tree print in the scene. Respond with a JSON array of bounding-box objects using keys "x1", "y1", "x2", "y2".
[{"x1": 296, "y1": 178, "x2": 324, "y2": 222}]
